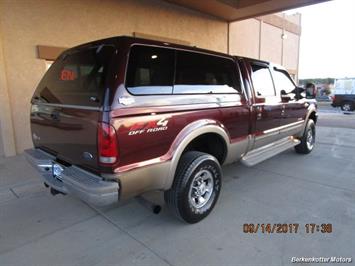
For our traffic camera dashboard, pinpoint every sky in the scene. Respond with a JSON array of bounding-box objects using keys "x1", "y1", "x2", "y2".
[{"x1": 286, "y1": 0, "x2": 355, "y2": 79}]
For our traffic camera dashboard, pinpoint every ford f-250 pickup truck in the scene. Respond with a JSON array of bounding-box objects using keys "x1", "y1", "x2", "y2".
[{"x1": 25, "y1": 36, "x2": 317, "y2": 223}]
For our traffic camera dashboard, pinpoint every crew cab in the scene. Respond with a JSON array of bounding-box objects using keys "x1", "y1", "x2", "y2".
[{"x1": 25, "y1": 36, "x2": 317, "y2": 223}]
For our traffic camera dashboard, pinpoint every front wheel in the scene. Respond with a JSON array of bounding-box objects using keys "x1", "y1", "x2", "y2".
[
  {"x1": 164, "y1": 151, "x2": 222, "y2": 224},
  {"x1": 295, "y1": 119, "x2": 315, "y2": 154}
]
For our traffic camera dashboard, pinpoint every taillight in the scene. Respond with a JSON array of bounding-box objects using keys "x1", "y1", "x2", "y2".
[{"x1": 98, "y1": 122, "x2": 118, "y2": 165}]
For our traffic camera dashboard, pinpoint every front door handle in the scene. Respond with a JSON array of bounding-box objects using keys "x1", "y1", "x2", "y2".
[
  {"x1": 255, "y1": 106, "x2": 263, "y2": 120},
  {"x1": 281, "y1": 104, "x2": 286, "y2": 116}
]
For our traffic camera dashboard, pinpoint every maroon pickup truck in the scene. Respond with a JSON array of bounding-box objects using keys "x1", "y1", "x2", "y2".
[{"x1": 25, "y1": 36, "x2": 317, "y2": 223}]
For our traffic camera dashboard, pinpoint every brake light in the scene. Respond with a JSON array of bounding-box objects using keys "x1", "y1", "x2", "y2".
[{"x1": 98, "y1": 122, "x2": 118, "y2": 165}]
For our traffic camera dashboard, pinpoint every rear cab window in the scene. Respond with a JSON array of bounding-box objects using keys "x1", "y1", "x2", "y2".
[{"x1": 34, "y1": 45, "x2": 115, "y2": 107}]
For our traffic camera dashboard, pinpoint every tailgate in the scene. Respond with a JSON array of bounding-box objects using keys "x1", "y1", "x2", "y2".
[{"x1": 30, "y1": 44, "x2": 115, "y2": 173}]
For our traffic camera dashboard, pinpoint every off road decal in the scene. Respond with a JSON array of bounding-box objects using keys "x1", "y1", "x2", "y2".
[{"x1": 128, "y1": 118, "x2": 169, "y2": 136}]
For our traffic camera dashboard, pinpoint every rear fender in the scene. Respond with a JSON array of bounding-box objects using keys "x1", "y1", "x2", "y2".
[{"x1": 163, "y1": 119, "x2": 230, "y2": 190}]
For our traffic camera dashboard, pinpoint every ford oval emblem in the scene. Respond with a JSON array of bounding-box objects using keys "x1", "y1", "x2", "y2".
[{"x1": 82, "y1": 152, "x2": 94, "y2": 160}]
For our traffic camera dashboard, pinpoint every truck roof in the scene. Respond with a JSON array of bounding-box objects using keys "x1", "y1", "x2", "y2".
[{"x1": 63, "y1": 35, "x2": 263, "y2": 63}]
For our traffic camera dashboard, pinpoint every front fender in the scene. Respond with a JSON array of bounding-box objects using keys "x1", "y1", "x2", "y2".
[{"x1": 300, "y1": 103, "x2": 318, "y2": 136}]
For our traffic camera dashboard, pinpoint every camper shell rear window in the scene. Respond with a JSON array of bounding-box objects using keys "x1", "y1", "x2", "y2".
[{"x1": 34, "y1": 45, "x2": 115, "y2": 107}]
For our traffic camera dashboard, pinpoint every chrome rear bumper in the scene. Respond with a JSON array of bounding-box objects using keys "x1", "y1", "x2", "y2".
[{"x1": 24, "y1": 148, "x2": 119, "y2": 206}]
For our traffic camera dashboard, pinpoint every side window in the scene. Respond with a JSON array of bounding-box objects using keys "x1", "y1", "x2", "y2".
[
  {"x1": 251, "y1": 64, "x2": 275, "y2": 97},
  {"x1": 174, "y1": 51, "x2": 240, "y2": 94},
  {"x1": 126, "y1": 46, "x2": 174, "y2": 95},
  {"x1": 272, "y1": 69, "x2": 296, "y2": 95}
]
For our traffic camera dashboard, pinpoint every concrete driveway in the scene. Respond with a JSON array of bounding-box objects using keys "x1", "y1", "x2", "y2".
[{"x1": 1, "y1": 110, "x2": 354, "y2": 266}]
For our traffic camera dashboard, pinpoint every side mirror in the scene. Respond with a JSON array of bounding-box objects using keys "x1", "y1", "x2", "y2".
[
  {"x1": 304, "y1": 82, "x2": 317, "y2": 99},
  {"x1": 293, "y1": 86, "x2": 305, "y2": 100},
  {"x1": 305, "y1": 87, "x2": 317, "y2": 99},
  {"x1": 280, "y1": 90, "x2": 291, "y2": 102}
]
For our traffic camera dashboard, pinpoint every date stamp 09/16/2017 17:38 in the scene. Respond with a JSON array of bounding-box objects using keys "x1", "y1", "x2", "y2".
[{"x1": 243, "y1": 223, "x2": 333, "y2": 234}]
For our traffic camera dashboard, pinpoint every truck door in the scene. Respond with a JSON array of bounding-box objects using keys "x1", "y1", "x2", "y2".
[
  {"x1": 248, "y1": 61, "x2": 283, "y2": 148},
  {"x1": 271, "y1": 67, "x2": 306, "y2": 137}
]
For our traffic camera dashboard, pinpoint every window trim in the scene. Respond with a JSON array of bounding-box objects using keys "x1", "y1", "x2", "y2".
[{"x1": 124, "y1": 44, "x2": 243, "y2": 96}]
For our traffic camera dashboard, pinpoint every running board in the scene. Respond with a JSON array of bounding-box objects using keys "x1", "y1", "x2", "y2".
[{"x1": 241, "y1": 137, "x2": 300, "y2": 167}]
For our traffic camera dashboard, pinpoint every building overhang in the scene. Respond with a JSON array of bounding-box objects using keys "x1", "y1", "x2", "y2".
[{"x1": 164, "y1": 0, "x2": 330, "y2": 21}]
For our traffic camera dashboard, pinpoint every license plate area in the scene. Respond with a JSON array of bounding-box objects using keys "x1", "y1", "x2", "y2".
[{"x1": 52, "y1": 162, "x2": 64, "y2": 181}]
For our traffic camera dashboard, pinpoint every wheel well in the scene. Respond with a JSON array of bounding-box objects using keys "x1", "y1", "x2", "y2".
[
  {"x1": 182, "y1": 133, "x2": 227, "y2": 164},
  {"x1": 309, "y1": 111, "x2": 317, "y2": 124},
  {"x1": 342, "y1": 101, "x2": 354, "y2": 106}
]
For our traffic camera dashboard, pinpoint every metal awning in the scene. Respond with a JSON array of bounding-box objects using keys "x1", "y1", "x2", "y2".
[{"x1": 164, "y1": 0, "x2": 330, "y2": 21}]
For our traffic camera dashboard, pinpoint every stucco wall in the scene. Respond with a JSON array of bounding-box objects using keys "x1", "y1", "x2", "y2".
[
  {"x1": 0, "y1": 21, "x2": 16, "y2": 157},
  {"x1": 282, "y1": 30, "x2": 299, "y2": 71},
  {"x1": 229, "y1": 19, "x2": 260, "y2": 59},
  {"x1": 0, "y1": 0, "x2": 228, "y2": 155},
  {"x1": 229, "y1": 14, "x2": 300, "y2": 75},
  {"x1": 260, "y1": 22, "x2": 283, "y2": 64}
]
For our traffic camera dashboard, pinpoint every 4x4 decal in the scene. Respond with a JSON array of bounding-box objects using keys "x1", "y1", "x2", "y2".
[{"x1": 128, "y1": 118, "x2": 169, "y2": 136}]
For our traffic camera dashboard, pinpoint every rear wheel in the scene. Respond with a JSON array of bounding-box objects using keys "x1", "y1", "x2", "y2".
[
  {"x1": 164, "y1": 151, "x2": 222, "y2": 224},
  {"x1": 341, "y1": 102, "x2": 354, "y2": 112},
  {"x1": 295, "y1": 119, "x2": 315, "y2": 154}
]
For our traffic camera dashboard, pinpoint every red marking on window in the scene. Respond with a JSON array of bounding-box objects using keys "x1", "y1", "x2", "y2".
[{"x1": 60, "y1": 69, "x2": 76, "y2": 81}]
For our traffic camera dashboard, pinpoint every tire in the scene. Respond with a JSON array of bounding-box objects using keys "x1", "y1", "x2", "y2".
[
  {"x1": 295, "y1": 119, "x2": 315, "y2": 154},
  {"x1": 341, "y1": 102, "x2": 354, "y2": 112},
  {"x1": 164, "y1": 151, "x2": 222, "y2": 224}
]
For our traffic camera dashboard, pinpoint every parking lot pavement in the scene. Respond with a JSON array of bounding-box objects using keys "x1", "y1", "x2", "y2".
[
  {"x1": 1, "y1": 126, "x2": 354, "y2": 266},
  {"x1": 317, "y1": 102, "x2": 355, "y2": 129}
]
